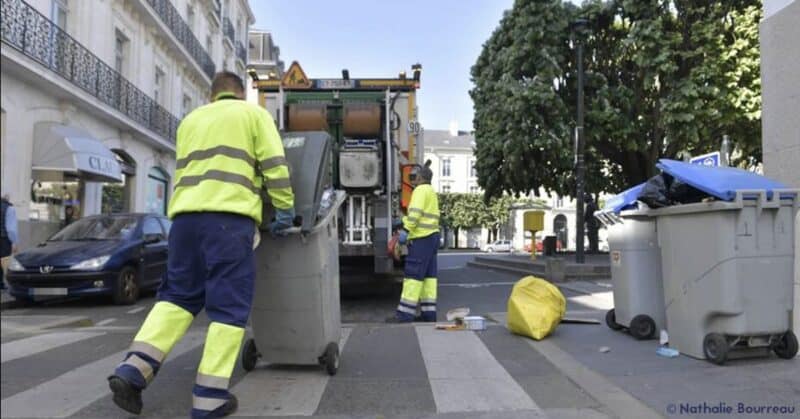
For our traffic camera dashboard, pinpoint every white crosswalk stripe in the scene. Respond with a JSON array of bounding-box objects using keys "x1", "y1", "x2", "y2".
[
  {"x1": 416, "y1": 325, "x2": 545, "y2": 415},
  {"x1": 1, "y1": 331, "x2": 106, "y2": 364},
  {"x1": 0, "y1": 331, "x2": 205, "y2": 419},
  {"x1": 232, "y1": 327, "x2": 352, "y2": 417}
]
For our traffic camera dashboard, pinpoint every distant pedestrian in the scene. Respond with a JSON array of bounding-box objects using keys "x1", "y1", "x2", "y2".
[
  {"x1": 585, "y1": 194, "x2": 599, "y2": 253},
  {"x1": 1, "y1": 195, "x2": 19, "y2": 290},
  {"x1": 388, "y1": 160, "x2": 440, "y2": 323}
]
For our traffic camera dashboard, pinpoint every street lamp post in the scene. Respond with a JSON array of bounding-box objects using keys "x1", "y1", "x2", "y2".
[{"x1": 571, "y1": 18, "x2": 588, "y2": 264}]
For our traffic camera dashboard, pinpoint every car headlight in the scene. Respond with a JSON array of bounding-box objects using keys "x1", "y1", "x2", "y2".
[
  {"x1": 70, "y1": 255, "x2": 111, "y2": 271},
  {"x1": 8, "y1": 256, "x2": 25, "y2": 272}
]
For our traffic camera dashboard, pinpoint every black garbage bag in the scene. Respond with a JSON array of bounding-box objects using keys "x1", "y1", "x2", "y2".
[
  {"x1": 668, "y1": 178, "x2": 712, "y2": 204},
  {"x1": 639, "y1": 173, "x2": 714, "y2": 208},
  {"x1": 639, "y1": 174, "x2": 672, "y2": 208}
]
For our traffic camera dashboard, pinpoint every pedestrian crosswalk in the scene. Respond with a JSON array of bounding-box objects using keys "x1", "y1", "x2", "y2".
[{"x1": 0, "y1": 323, "x2": 596, "y2": 418}]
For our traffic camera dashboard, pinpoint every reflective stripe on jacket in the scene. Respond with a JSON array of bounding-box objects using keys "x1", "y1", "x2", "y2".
[
  {"x1": 402, "y1": 184, "x2": 440, "y2": 240},
  {"x1": 168, "y1": 94, "x2": 294, "y2": 223}
]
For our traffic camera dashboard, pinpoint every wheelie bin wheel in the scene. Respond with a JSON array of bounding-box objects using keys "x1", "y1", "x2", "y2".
[
  {"x1": 321, "y1": 342, "x2": 339, "y2": 376},
  {"x1": 703, "y1": 333, "x2": 729, "y2": 365},
  {"x1": 772, "y1": 331, "x2": 798, "y2": 360},
  {"x1": 242, "y1": 338, "x2": 260, "y2": 372},
  {"x1": 629, "y1": 315, "x2": 656, "y2": 340},
  {"x1": 605, "y1": 309, "x2": 623, "y2": 331}
]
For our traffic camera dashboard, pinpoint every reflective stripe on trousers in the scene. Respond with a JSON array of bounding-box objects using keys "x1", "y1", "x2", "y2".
[
  {"x1": 191, "y1": 322, "x2": 245, "y2": 416},
  {"x1": 396, "y1": 277, "x2": 437, "y2": 321}
]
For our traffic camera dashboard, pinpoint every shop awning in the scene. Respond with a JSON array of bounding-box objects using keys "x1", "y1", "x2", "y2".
[{"x1": 32, "y1": 123, "x2": 123, "y2": 183}]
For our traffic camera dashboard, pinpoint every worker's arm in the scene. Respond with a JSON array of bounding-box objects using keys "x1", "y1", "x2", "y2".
[{"x1": 253, "y1": 109, "x2": 294, "y2": 210}]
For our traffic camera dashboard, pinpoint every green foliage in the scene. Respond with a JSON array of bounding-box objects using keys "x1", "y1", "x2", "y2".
[{"x1": 471, "y1": 0, "x2": 763, "y2": 199}]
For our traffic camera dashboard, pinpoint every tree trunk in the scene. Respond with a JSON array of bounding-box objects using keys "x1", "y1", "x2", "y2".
[{"x1": 454, "y1": 228, "x2": 460, "y2": 248}]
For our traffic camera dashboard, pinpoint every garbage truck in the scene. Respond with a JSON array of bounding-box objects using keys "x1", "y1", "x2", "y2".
[{"x1": 251, "y1": 62, "x2": 424, "y2": 280}]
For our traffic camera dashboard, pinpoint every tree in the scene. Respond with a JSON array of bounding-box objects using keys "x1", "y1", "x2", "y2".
[{"x1": 471, "y1": 0, "x2": 763, "y2": 200}]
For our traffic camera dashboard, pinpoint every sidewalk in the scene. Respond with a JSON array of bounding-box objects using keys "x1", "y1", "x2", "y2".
[{"x1": 468, "y1": 253, "x2": 611, "y2": 282}]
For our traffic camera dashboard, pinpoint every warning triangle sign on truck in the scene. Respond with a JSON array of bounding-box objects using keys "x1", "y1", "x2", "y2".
[{"x1": 282, "y1": 61, "x2": 312, "y2": 89}]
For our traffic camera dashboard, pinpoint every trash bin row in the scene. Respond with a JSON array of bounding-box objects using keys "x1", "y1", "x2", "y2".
[{"x1": 596, "y1": 159, "x2": 799, "y2": 365}]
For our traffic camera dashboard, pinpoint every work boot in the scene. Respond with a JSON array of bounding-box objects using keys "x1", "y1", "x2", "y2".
[
  {"x1": 108, "y1": 375, "x2": 143, "y2": 415},
  {"x1": 192, "y1": 394, "x2": 238, "y2": 419}
]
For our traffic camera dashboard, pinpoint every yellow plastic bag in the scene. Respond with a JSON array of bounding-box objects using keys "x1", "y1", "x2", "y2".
[{"x1": 507, "y1": 276, "x2": 566, "y2": 340}]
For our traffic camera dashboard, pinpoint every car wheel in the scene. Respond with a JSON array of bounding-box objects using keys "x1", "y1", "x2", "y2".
[{"x1": 113, "y1": 266, "x2": 140, "y2": 305}]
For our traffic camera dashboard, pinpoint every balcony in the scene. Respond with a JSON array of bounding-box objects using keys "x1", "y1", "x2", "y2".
[
  {"x1": 146, "y1": 0, "x2": 215, "y2": 80},
  {"x1": 223, "y1": 17, "x2": 235, "y2": 47},
  {"x1": 1, "y1": 0, "x2": 180, "y2": 143},
  {"x1": 236, "y1": 41, "x2": 246, "y2": 65}
]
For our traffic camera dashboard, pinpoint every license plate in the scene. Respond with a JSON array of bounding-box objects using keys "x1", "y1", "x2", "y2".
[{"x1": 30, "y1": 288, "x2": 68, "y2": 296}]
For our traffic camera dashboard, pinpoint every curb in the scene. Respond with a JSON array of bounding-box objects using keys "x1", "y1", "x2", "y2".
[{"x1": 467, "y1": 261, "x2": 610, "y2": 282}]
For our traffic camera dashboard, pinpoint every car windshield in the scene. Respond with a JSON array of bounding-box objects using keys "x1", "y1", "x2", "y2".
[{"x1": 48, "y1": 216, "x2": 138, "y2": 241}]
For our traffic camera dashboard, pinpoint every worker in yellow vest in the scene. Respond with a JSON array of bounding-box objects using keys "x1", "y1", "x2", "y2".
[
  {"x1": 107, "y1": 72, "x2": 295, "y2": 419},
  {"x1": 389, "y1": 160, "x2": 440, "y2": 322}
]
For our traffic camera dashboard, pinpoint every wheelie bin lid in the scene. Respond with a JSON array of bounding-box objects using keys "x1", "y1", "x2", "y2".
[
  {"x1": 656, "y1": 159, "x2": 792, "y2": 201},
  {"x1": 601, "y1": 183, "x2": 645, "y2": 214}
]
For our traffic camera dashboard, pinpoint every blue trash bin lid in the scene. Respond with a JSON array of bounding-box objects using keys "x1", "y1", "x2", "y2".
[
  {"x1": 656, "y1": 159, "x2": 790, "y2": 201},
  {"x1": 602, "y1": 183, "x2": 645, "y2": 214}
]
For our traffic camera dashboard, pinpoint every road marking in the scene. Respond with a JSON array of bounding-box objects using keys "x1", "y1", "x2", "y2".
[
  {"x1": 95, "y1": 318, "x2": 117, "y2": 327},
  {"x1": 1, "y1": 331, "x2": 105, "y2": 364},
  {"x1": 415, "y1": 325, "x2": 544, "y2": 414},
  {"x1": 439, "y1": 281, "x2": 516, "y2": 288},
  {"x1": 567, "y1": 291, "x2": 614, "y2": 310},
  {"x1": 439, "y1": 252, "x2": 483, "y2": 256},
  {"x1": 0, "y1": 331, "x2": 205, "y2": 418},
  {"x1": 525, "y1": 338, "x2": 662, "y2": 419},
  {"x1": 126, "y1": 306, "x2": 147, "y2": 314},
  {"x1": 232, "y1": 327, "x2": 352, "y2": 416}
]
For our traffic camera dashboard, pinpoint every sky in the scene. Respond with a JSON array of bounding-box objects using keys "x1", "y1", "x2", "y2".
[{"x1": 250, "y1": 0, "x2": 514, "y2": 132}]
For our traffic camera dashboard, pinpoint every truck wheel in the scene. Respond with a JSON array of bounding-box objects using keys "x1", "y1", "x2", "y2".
[
  {"x1": 772, "y1": 331, "x2": 798, "y2": 360},
  {"x1": 605, "y1": 309, "x2": 623, "y2": 331},
  {"x1": 703, "y1": 333, "x2": 729, "y2": 365},
  {"x1": 629, "y1": 315, "x2": 656, "y2": 340},
  {"x1": 241, "y1": 339, "x2": 259, "y2": 372},
  {"x1": 321, "y1": 342, "x2": 339, "y2": 376}
]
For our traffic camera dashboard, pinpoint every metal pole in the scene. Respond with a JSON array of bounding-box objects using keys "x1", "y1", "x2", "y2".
[{"x1": 575, "y1": 27, "x2": 586, "y2": 264}]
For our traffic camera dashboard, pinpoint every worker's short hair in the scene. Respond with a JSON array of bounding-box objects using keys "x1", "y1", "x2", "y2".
[{"x1": 210, "y1": 72, "x2": 245, "y2": 98}]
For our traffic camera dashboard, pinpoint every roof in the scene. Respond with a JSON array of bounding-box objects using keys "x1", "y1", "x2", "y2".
[{"x1": 423, "y1": 130, "x2": 475, "y2": 150}]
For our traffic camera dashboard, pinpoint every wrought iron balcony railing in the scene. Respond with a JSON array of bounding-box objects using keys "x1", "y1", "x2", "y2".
[
  {"x1": 223, "y1": 17, "x2": 235, "y2": 43},
  {"x1": 146, "y1": 0, "x2": 215, "y2": 79},
  {"x1": 1, "y1": 0, "x2": 180, "y2": 144},
  {"x1": 236, "y1": 41, "x2": 246, "y2": 64}
]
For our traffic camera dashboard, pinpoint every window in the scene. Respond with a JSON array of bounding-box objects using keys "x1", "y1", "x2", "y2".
[
  {"x1": 469, "y1": 185, "x2": 479, "y2": 194},
  {"x1": 114, "y1": 30, "x2": 128, "y2": 75},
  {"x1": 237, "y1": 17, "x2": 243, "y2": 41},
  {"x1": 206, "y1": 35, "x2": 213, "y2": 56},
  {"x1": 146, "y1": 167, "x2": 169, "y2": 215},
  {"x1": 187, "y1": 5, "x2": 195, "y2": 33},
  {"x1": 441, "y1": 158, "x2": 451, "y2": 177},
  {"x1": 470, "y1": 160, "x2": 477, "y2": 178},
  {"x1": 442, "y1": 184, "x2": 451, "y2": 193},
  {"x1": 53, "y1": 0, "x2": 68, "y2": 30},
  {"x1": 182, "y1": 94, "x2": 192, "y2": 117},
  {"x1": 142, "y1": 217, "x2": 164, "y2": 237},
  {"x1": 158, "y1": 218, "x2": 172, "y2": 237},
  {"x1": 154, "y1": 66, "x2": 165, "y2": 106}
]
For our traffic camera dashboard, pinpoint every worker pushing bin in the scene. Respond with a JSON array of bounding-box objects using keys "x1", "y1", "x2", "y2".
[
  {"x1": 242, "y1": 132, "x2": 346, "y2": 375},
  {"x1": 652, "y1": 189, "x2": 799, "y2": 364},
  {"x1": 597, "y1": 208, "x2": 665, "y2": 340}
]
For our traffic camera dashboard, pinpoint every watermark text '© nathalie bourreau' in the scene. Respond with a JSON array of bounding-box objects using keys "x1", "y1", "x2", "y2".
[{"x1": 666, "y1": 402, "x2": 795, "y2": 416}]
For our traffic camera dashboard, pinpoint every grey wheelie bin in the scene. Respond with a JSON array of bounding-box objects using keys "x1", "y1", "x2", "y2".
[
  {"x1": 596, "y1": 209, "x2": 665, "y2": 340},
  {"x1": 652, "y1": 189, "x2": 799, "y2": 365},
  {"x1": 242, "y1": 131, "x2": 346, "y2": 375}
]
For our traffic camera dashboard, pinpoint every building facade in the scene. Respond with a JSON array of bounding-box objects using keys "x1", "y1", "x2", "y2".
[
  {"x1": 245, "y1": 29, "x2": 283, "y2": 105},
  {"x1": 1, "y1": 0, "x2": 254, "y2": 249}
]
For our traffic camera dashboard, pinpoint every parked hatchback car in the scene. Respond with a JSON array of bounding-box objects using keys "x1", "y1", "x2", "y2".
[
  {"x1": 6, "y1": 213, "x2": 171, "y2": 305},
  {"x1": 484, "y1": 240, "x2": 512, "y2": 253}
]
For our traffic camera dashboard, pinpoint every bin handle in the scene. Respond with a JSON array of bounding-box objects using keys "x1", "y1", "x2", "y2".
[{"x1": 772, "y1": 188, "x2": 800, "y2": 213}]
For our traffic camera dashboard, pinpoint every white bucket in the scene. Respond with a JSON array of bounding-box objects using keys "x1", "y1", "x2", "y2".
[{"x1": 464, "y1": 316, "x2": 486, "y2": 331}]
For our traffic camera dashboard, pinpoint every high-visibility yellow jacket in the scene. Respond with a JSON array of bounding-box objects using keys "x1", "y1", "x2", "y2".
[
  {"x1": 402, "y1": 184, "x2": 440, "y2": 239},
  {"x1": 168, "y1": 93, "x2": 294, "y2": 224}
]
